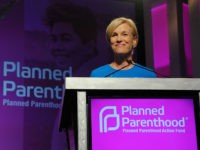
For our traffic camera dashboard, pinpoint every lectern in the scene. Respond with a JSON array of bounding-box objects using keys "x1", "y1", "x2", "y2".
[{"x1": 59, "y1": 77, "x2": 200, "y2": 150}]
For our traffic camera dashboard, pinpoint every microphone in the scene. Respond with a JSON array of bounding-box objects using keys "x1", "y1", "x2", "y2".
[
  {"x1": 104, "y1": 63, "x2": 131, "y2": 77},
  {"x1": 126, "y1": 60, "x2": 169, "y2": 78}
]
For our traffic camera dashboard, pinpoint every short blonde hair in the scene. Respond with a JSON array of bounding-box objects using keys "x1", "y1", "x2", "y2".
[{"x1": 106, "y1": 17, "x2": 138, "y2": 43}]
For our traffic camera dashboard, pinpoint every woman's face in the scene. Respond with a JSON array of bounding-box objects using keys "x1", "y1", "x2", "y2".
[{"x1": 110, "y1": 23, "x2": 136, "y2": 55}]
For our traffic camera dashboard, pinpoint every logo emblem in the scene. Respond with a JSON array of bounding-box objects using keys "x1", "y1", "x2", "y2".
[{"x1": 99, "y1": 106, "x2": 120, "y2": 133}]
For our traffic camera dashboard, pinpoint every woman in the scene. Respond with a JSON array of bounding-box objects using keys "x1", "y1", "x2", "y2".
[{"x1": 90, "y1": 17, "x2": 156, "y2": 78}]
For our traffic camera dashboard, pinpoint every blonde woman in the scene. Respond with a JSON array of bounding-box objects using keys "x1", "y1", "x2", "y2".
[{"x1": 90, "y1": 17, "x2": 156, "y2": 78}]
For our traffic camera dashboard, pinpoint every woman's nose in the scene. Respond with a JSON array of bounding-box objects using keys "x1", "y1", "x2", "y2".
[{"x1": 116, "y1": 35, "x2": 122, "y2": 42}]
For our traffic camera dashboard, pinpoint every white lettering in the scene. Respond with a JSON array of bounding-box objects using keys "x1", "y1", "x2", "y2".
[{"x1": 121, "y1": 106, "x2": 165, "y2": 116}]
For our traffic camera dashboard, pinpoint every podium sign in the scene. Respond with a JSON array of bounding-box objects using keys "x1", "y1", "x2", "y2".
[
  {"x1": 91, "y1": 98, "x2": 197, "y2": 150},
  {"x1": 60, "y1": 78, "x2": 200, "y2": 150}
]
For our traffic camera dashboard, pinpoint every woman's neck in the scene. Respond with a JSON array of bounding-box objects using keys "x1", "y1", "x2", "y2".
[{"x1": 110, "y1": 60, "x2": 134, "y2": 70}]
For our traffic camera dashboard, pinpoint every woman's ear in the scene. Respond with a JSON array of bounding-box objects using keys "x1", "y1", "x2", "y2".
[{"x1": 132, "y1": 38, "x2": 138, "y2": 48}]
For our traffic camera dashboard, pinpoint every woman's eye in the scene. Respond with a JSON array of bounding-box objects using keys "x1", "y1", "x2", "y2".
[{"x1": 111, "y1": 34, "x2": 117, "y2": 37}]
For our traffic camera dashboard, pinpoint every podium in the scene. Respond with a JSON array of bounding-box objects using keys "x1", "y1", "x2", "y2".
[{"x1": 59, "y1": 77, "x2": 200, "y2": 150}]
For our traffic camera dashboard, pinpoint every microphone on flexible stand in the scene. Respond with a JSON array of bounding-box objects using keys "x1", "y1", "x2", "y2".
[
  {"x1": 104, "y1": 63, "x2": 131, "y2": 77},
  {"x1": 126, "y1": 60, "x2": 169, "y2": 78}
]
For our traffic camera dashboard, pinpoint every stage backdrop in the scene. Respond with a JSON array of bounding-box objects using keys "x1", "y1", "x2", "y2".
[{"x1": 0, "y1": 0, "x2": 136, "y2": 149}]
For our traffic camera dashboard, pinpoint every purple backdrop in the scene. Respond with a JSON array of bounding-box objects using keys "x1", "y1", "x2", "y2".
[{"x1": 0, "y1": 0, "x2": 136, "y2": 149}]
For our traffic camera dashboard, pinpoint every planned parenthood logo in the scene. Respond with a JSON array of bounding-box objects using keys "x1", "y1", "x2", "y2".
[{"x1": 99, "y1": 106, "x2": 120, "y2": 133}]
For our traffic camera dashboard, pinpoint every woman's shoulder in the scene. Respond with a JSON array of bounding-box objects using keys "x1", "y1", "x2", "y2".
[
  {"x1": 93, "y1": 64, "x2": 110, "y2": 70},
  {"x1": 133, "y1": 63, "x2": 157, "y2": 77},
  {"x1": 90, "y1": 64, "x2": 112, "y2": 77}
]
